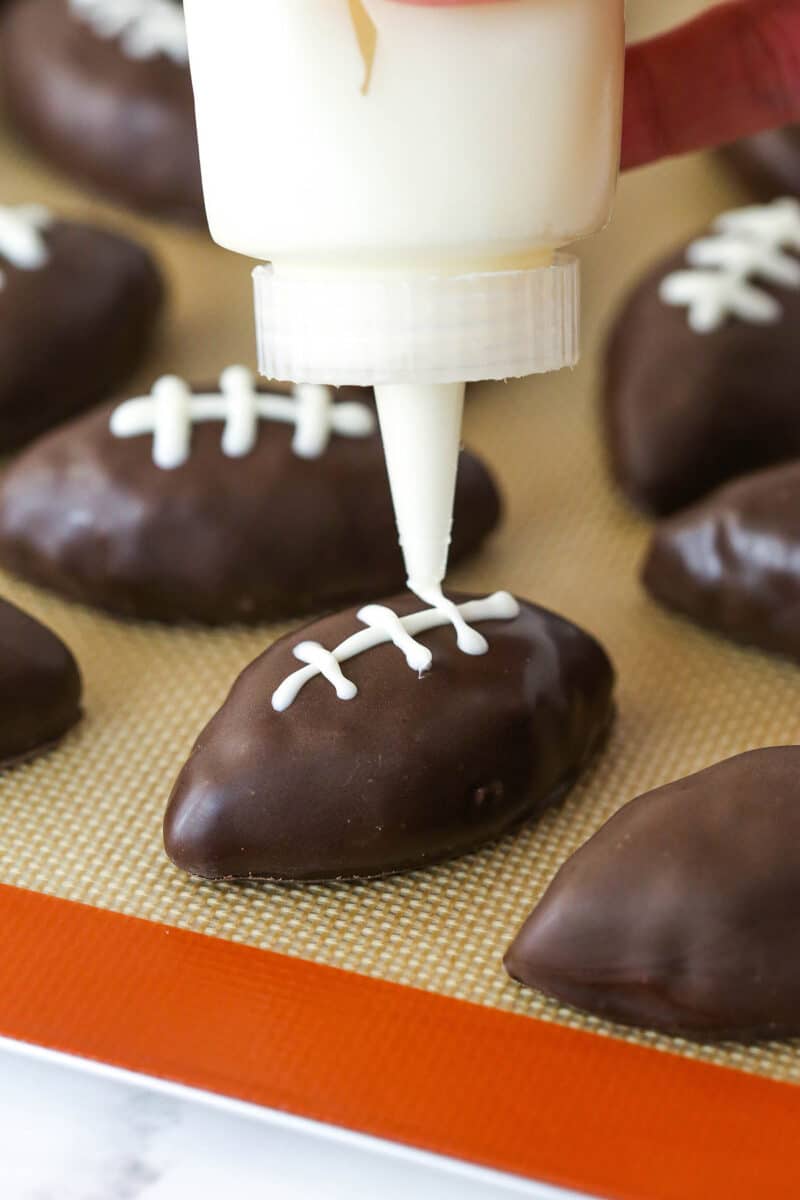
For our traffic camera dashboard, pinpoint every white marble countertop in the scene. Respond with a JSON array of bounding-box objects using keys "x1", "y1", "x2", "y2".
[{"x1": 0, "y1": 1044, "x2": 584, "y2": 1200}]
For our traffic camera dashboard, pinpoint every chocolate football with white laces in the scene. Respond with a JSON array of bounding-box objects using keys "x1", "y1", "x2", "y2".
[
  {"x1": 0, "y1": 369, "x2": 502, "y2": 624},
  {"x1": 0, "y1": 205, "x2": 163, "y2": 451},
  {"x1": 164, "y1": 591, "x2": 615, "y2": 881},
  {"x1": 604, "y1": 198, "x2": 800, "y2": 515},
  {"x1": 0, "y1": 0, "x2": 204, "y2": 223}
]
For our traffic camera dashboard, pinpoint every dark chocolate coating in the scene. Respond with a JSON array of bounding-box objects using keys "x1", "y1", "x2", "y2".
[
  {"x1": 643, "y1": 459, "x2": 800, "y2": 661},
  {"x1": 0, "y1": 388, "x2": 501, "y2": 624},
  {"x1": 0, "y1": 0, "x2": 204, "y2": 224},
  {"x1": 164, "y1": 593, "x2": 615, "y2": 881},
  {"x1": 505, "y1": 747, "x2": 800, "y2": 1041},
  {"x1": 603, "y1": 246, "x2": 800, "y2": 516},
  {"x1": 0, "y1": 220, "x2": 164, "y2": 451},
  {"x1": 720, "y1": 127, "x2": 800, "y2": 200},
  {"x1": 0, "y1": 596, "x2": 82, "y2": 766}
]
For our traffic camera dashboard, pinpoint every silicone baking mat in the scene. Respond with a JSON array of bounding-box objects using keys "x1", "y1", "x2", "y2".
[{"x1": 2, "y1": 1, "x2": 800, "y2": 1195}]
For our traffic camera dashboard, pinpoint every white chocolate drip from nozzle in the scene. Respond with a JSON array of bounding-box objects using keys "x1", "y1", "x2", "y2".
[
  {"x1": 374, "y1": 381, "x2": 465, "y2": 593},
  {"x1": 373, "y1": 382, "x2": 493, "y2": 653}
]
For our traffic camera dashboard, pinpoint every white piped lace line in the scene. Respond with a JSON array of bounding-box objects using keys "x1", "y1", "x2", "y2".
[
  {"x1": 660, "y1": 271, "x2": 783, "y2": 332},
  {"x1": 659, "y1": 197, "x2": 800, "y2": 333},
  {"x1": 410, "y1": 583, "x2": 489, "y2": 655},
  {"x1": 109, "y1": 366, "x2": 376, "y2": 469},
  {"x1": 69, "y1": 0, "x2": 189, "y2": 65},
  {"x1": 291, "y1": 642, "x2": 358, "y2": 703},
  {"x1": 271, "y1": 592, "x2": 521, "y2": 713},
  {"x1": 0, "y1": 204, "x2": 53, "y2": 291}
]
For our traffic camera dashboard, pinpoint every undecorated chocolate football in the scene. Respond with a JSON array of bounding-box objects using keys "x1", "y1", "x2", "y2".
[
  {"x1": 0, "y1": 205, "x2": 164, "y2": 451},
  {"x1": 604, "y1": 199, "x2": 800, "y2": 515},
  {"x1": 505, "y1": 747, "x2": 800, "y2": 1042},
  {"x1": 0, "y1": 0, "x2": 204, "y2": 223},
  {"x1": 0, "y1": 596, "x2": 82, "y2": 766},
  {"x1": 0, "y1": 370, "x2": 502, "y2": 624},
  {"x1": 643, "y1": 459, "x2": 800, "y2": 661},
  {"x1": 164, "y1": 591, "x2": 615, "y2": 881}
]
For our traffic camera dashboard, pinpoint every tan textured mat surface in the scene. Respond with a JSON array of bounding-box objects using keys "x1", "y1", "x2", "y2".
[{"x1": 3, "y1": 0, "x2": 800, "y2": 1085}]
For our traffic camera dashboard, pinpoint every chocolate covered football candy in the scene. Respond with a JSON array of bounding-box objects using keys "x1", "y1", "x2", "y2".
[
  {"x1": 164, "y1": 591, "x2": 615, "y2": 881},
  {"x1": 505, "y1": 747, "x2": 800, "y2": 1042},
  {"x1": 0, "y1": 596, "x2": 82, "y2": 766},
  {"x1": 0, "y1": 368, "x2": 501, "y2": 624},
  {"x1": 604, "y1": 199, "x2": 800, "y2": 515},
  {"x1": 0, "y1": 0, "x2": 204, "y2": 223},
  {"x1": 643, "y1": 459, "x2": 800, "y2": 662},
  {"x1": 721, "y1": 126, "x2": 800, "y2": 201},
  {"x1": 0, "y1": 204, "x2": 163, "y2": 451}
]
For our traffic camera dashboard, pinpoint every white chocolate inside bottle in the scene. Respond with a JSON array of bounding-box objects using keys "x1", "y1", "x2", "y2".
[
  {"x1": 185, "y1": 0, "x2": 623, "y2": 270},
  {"x1": 183, "y1": 0, "x2": 624, "y2": 600}
]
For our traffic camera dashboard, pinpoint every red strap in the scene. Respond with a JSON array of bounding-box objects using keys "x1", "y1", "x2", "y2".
[{"x1": 625, "y1": 0, "x2": 800, "y2": 168}]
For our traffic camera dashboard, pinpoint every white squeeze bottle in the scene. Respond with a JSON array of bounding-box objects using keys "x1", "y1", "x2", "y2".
[{"x1": 183, "y1": 0, "x2": 625, "y2": 617}]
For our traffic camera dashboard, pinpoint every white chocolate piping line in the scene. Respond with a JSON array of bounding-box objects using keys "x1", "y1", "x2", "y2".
[
  {"x1": 0, "y1": 204, "x2": 53, "y2": 291},
  {"x1": 109, "y1": 366, "x2": 376, "y2": 469},
  {"x1": 69, "y1": 0, "x2": 189, "y2": 65},
  {"x1": 271, "y1": 591, "x2": 521, "y2": 713},
  {"x1": 660, "y1": 198, "x2": 800, "y2": 334}
]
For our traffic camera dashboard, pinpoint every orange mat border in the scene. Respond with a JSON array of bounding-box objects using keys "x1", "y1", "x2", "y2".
[{"x1": 1, "y1": 882, "x2": 797, "y2": 1199}]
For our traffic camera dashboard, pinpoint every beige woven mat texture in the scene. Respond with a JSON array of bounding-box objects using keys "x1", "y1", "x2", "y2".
[{"x1": 3, "y1": 0, "x2": 799, "y2": 1085}]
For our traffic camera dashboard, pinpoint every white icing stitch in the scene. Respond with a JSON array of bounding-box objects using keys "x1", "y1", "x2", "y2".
[
  {"x1": 357, "y1": 605, "x2": 433, "y2": 674},
  {"x1": 151, "y1": 374, "x2": 192, "y2": 469},
  {"x1": 292, "y1": 642, "x2": 358, "y2": 703},
  {"x1": 109, "y1": 366, "x2": 376, "y2": 469},
  {"x1": 271, "y1": 591, "x2": 521, "y2": 713},
  {"x1": 292, "y1": 383, "x2": 342, "y2": 460},
  {"x1": 409, "y1": 582, "x2": 489, "y2": 655},
  {"x1": 686, "y1": 236, "x2": 800, "y2": 288},
  {"x1": 0, "y1": 205, "x2": 53, "y2": 291},
  {"x1": 715, "y1": 200, "x2": 800, "y2": 248},
  {"x1": 69, "y1": 0, "x2": 189, "y2": 65},
  {"x1": 219, "y1": 365, "x2": 259, "y2": 459},
  {"x1": 660, "y1": 198, "x2": 800, "y2": 333},
  {"x1": 659, "y1": 271, "x2": 782, "y2": 333}
]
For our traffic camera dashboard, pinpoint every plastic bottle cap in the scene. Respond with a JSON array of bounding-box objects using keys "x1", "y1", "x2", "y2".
[{"x1": 253, "y1": 256, "x2": 579, "y2": 385}]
